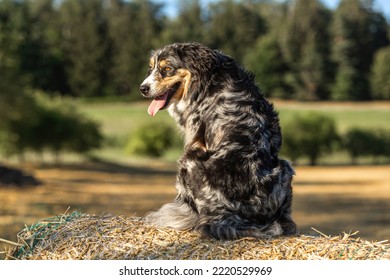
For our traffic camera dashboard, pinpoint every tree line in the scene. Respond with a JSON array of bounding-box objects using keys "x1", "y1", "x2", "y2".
[{"x1": 1, "y1": 0, "x2": 390, "y2": 101}]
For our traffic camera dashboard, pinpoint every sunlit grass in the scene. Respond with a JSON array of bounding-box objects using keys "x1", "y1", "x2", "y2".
[{"x1": 277, "y1": 103, "x2": 390, "y2": 132}]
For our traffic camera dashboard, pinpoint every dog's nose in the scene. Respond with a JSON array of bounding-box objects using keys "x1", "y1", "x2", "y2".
[{"x1": 140, "y1": 84, "x2": 150, "y2": 96}]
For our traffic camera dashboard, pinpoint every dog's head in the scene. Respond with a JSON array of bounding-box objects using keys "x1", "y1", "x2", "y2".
[{"x1": 140, "y1": 43, "x2": 220, "y2": 116}]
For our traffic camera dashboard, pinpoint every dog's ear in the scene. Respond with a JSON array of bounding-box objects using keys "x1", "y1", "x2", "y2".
[
  {"x1": 174, "y1": 44, "x2": 186, "y2": 61},
  {"x1": 215, "y1": 52, "x2": 235, "y2": 70}
]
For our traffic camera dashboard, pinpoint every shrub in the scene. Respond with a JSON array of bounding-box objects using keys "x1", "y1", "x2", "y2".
[
  {"x1": 374, "y1": 130, "x2": 390, "y2": 159},
  {"x1": 282, "y1": 112, "x2": 339, "y2": 165},
  {"x1": 64, "y1": 117, "x2": 103, "y2": 154},
  {"x1": 32, "y1": 107, "x2": 102, "y2": 157},
  {"x1": 0, "y1": 93, "x2": 43, "y2": 159},
  {"x1": 0, "y1": 92, "x2": 103, "y2": 161},
  {"x1": 126, "y1": 122, "x2": 181, "y2": 157},
  {"x1": 343, "y1": 128, "x2": 390, "y2": 164}
]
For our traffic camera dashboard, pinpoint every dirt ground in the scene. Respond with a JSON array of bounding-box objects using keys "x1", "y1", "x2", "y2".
[{"x1": 0, "y1": 162, "x2": 389, "y2": 245}]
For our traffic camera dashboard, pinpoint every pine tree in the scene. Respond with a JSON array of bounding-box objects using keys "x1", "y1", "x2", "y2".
[
  {"x1": 59, "y1": 0, "x2": 109, "y2": 97},
  {"x1": 205, "y1": 0, "x2": 266, "y2": 62},
  {"x1": 17, "y1": 0, "x2": 68, "y2": 94},
  {"x1": 371, "y1": 46, "x2": 390, "y2": 99},
  {"x1": 104, "y1": 0, "x2": 134, "y2": 96},
  {"x1": 160, "y1": 0, "x2": 205, "y2": 44},
  {"x1": 0, "y1": 0, "x2": 28, "y2": 118},
  {"x1": 331, "y1": 0, "x2": 388, "y2": 100},
  {"x1": 280, "y1": 0, "x2": 332, "y2": 100},
  {"x1": 244, "y1": 34, "x2": 291, "y2": 98},
  {"x1": 105, "y1": 0, "x2": 164, "y2": 96}
]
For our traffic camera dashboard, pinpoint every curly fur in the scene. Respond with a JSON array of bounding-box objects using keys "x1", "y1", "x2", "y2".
[{"x1": 140, "y1": 42, "x2": 297, "y2": 240}]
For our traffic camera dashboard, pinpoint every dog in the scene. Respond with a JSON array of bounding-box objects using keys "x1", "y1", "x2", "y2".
[{"x1": 139, "y1": 42, "x2": 297, "y2": 240}]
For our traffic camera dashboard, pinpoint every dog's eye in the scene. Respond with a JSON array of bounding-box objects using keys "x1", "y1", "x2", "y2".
[{"x1": 162, "y1": 66, "x2": 174, "y2": 77}]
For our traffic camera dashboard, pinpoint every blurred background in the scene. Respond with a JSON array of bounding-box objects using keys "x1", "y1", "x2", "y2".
[{"x1": 1, "y1": 0, "x2": 390, "y2": 255}]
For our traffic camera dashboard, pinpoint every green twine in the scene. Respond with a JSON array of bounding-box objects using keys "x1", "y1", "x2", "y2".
[{"x1": 15, "y1": 211, "x2": 83, "y2": 258}]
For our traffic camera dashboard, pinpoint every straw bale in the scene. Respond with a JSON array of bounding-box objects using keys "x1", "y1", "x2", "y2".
[{"x1": 5, "y1": 212, "x2": 390, "y2": 260}]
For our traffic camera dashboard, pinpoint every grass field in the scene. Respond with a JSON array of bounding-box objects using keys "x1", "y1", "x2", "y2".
[
  {"x1": 276, "y1": 100, "x2": 390, "y2": 132},
  {"x1": 80, "y1": 100, "x2": 390, "y2": 136},
  {"x1": 79, "y1": 100, "x2": 390, "y2": 165}
]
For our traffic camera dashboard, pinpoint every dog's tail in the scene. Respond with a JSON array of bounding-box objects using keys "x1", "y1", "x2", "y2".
[{"x1": 143, "y1": 200, "x2": 199, "y2": 230}]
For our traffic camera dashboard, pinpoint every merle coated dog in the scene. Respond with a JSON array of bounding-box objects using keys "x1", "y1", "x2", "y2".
[{"x1": 139, "y1": 42, "x2": 297, "y2": 240}]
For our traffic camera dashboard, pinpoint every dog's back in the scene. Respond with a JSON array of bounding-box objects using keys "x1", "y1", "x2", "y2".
[{"x1": 141, "y1": 43, "x2": 297, "y2": 239}]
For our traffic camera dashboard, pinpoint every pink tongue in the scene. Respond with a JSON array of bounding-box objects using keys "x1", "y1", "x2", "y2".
[{"x1": 147, "y1": 92, "x2": 168, "y2": 116}]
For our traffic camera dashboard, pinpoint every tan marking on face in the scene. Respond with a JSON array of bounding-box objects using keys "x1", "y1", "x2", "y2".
[
  {"x1": 172, "y1": 69, "x2": 192, "y2": 100},
  {"x1": 154, "y1": 69, "x2": 192, "y2": 102},
  {"x1": 159, "y1": 60, "x2": 174, "y2": 73},
  {"x1": 149, "y1": 57, "x2": 155, "y2": 69},
  {"x1": 159, "y1": 59, "x2": 169, "y2": 68}
]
